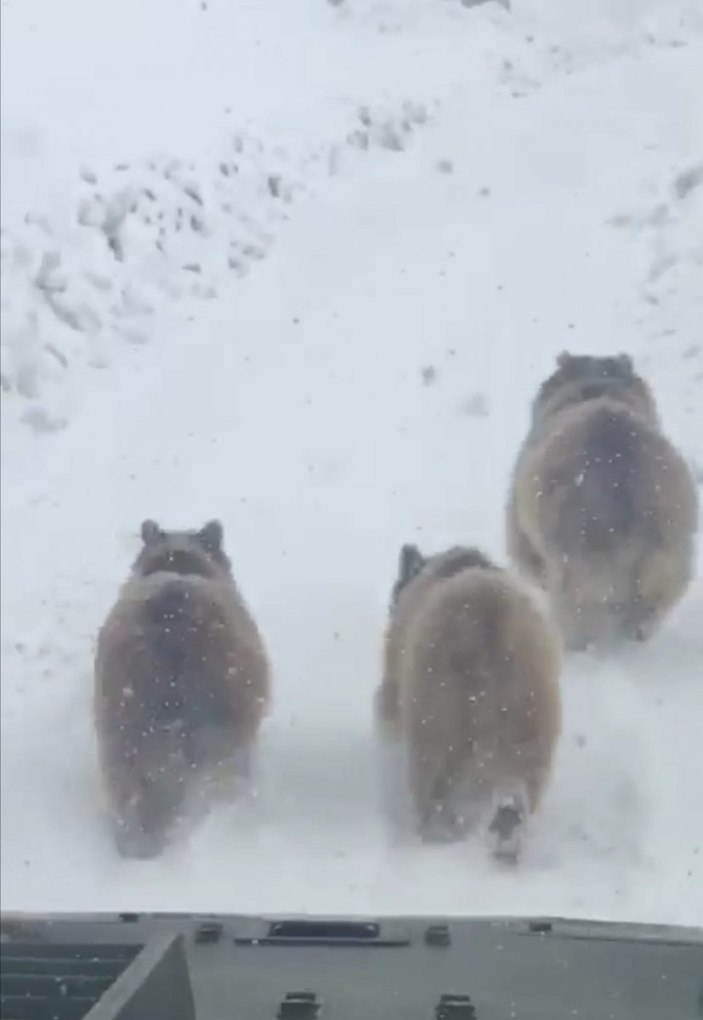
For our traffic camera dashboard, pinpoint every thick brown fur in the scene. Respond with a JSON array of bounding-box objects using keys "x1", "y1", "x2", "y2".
[
  {"x1": 507, "y1": 352, "x2": 699, "y2": 651},
  {"x1": 94, "y1": 519, "x2": 271, "y2": 859},
  {"x1": 375, "y1": 544, "x2": 562, "y2": 862}
]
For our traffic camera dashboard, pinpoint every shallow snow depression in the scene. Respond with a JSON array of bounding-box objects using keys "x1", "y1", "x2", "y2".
[{"x1": 1, "y1": 0, "x2": 702, "y2": 924}]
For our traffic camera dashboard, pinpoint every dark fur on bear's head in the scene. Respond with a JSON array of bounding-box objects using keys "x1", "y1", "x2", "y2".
[
  {"x1": 131, "y1": 519, "x2": 233, "y2": 582},
  {"x1": 390, "y1": 542, "x2": 495, "y2": 609},
  {"x1": 532, "y1": 351, "x2": 657, "y2": 428}
]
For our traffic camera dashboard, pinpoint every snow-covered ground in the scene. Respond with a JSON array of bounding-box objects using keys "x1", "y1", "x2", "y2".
[{"x1": 1, "y1": 0, "x2": 702, "y2": 924}]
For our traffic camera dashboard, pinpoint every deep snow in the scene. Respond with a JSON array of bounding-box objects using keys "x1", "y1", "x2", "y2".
[{"x1": 1, "y1": 0, "x2": 702, "y2": 925}]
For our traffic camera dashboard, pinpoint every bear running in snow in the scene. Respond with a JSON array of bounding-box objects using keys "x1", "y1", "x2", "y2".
[
  {"x1": 94, "y1": 519, "x2": 271, "y2": 859},
  {"x1": 375, "y1": 543, "x2": 562, "y2": 863},
  {"x1": 506, "y1": 351, "x2": 699, "y2": 651}
]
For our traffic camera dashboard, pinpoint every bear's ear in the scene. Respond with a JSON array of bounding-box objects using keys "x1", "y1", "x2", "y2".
[
  {"x1": 398, "y1": 543, "x2": 425, "y2": 586},
  {"x1": 198, "y1": 519, "x2": 224, "y2": 553},
  {"x1": 140, "y1": 519, "x2": 163, "y2": 546},
  {"x1": 617, "y1": 352, "x2": 634, "y2": 372},
  {"x1": 556, "y1": 350, "x2": 573, "y2": 368}
]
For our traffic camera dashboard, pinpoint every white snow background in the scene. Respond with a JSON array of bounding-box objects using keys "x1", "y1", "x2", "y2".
[{"x1": 1, "y1": 0, "x2": 702, "y2": 923}]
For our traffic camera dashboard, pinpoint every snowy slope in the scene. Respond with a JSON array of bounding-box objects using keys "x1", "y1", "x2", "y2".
[{"x1": 1, "y1": 0, "x2": 702, "y2": 924}]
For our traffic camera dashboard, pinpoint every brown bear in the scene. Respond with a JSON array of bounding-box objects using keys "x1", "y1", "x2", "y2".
[
  {"x1": 375, "y1": 543, "x2": 562, "y2": 863},
  {"x1": 94, "y1": 519, "x2": 271, "y2": 858},
  {"x1": 506, "y1": 352, "x2": 699, "y2": 651}
]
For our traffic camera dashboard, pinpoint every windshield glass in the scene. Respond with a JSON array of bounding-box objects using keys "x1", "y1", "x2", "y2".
[{"x1": 1, "y1": 0, "x2": 701, "y2": 928}]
